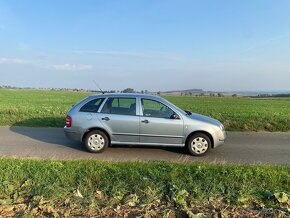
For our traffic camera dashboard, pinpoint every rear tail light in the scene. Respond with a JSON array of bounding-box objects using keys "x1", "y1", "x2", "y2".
[{"x1": 66, "y1": 115, "x2": 72, "y2": 127}]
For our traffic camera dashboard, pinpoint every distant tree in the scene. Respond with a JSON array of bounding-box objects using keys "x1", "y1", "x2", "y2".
[
  {"x1": 258, "y1": 94, "x2": 270, "y2": 98},
  {"x1": 181, "y1": 92, "x2": 183, "y2": 96},
  {"x1": 200, "y1": 93, "x2": 205, "y2": 96},
  {"x1": 272, "y1": 94, "x2": 290, "y2": 97},
  {"x1": 157, "y1": 91, "x2": 161, "y2": 95},
  {"x1": 189, "y1": 92, "x2": 192, "y2": 96},
  {"x1": 122, "y1": 88, "x2": 135, "y2": 93},
  {"x1": 217, "y1": 93, "x2": 224, "y2": 97},
  {"x1": 232, "y1": 94, "x2": 238, "y2": 97}
]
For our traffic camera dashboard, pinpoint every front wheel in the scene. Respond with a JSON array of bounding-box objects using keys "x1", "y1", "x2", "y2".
[
  {"x1": 187, "y1": 133, "x2": 211, "y2": 156},
  {"x1": 84, "y1": 130, "x2": 109, "y2": 153}
]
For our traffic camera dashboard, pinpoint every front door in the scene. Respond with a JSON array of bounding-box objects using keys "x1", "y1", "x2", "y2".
[{"x1": 139, "y1": 98, "x2": 184, "y2": 145}]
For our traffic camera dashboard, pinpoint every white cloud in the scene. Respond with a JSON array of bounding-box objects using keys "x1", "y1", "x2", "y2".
[
  {"x1": 73, "y1": 50, "x2": 185, "y2": 61},
  {"x1": 52, "y1": 64, "x2": 93, "y2": 71},
  {"x1": 0, "y1": 57, "x2": 94, "y2": 71},
  {"x1": 0, "y1": 57, "x2": 30, "y2": 65}
]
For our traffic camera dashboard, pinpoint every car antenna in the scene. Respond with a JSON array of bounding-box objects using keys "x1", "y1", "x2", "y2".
[{"x1": 93, "y1": 80, "x2": 105, "y2": 94}]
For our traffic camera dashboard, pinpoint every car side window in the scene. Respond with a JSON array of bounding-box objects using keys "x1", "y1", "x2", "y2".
[
  {"x1": 80, "y1": 98, "x2": 105, "y2": 113},
  {"x1": 101, "y1": 98, "x2": 136, "y2": 116},
  {"x1": 142, "y1": 99, "x2": 175, "y2": 119}
]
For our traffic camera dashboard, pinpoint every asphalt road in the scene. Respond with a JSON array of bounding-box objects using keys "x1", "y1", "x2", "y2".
[{"x1": 0, "y1": 126, "x2": 289, "y2": 164}]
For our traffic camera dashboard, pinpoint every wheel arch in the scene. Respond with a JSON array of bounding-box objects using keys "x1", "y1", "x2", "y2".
[
  {"x1": 185, "y1": 130, "x2": 214, "y2": 148},
  {"x1": 82, "y1": 127, "x2": 111, "y2": 144}
]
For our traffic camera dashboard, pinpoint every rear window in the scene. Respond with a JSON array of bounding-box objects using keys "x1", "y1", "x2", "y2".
[{"x1": 80, "y1": 98, "x2": 104, "y2": 113}]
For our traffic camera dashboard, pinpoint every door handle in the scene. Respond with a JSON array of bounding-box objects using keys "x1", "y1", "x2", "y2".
[
  {"x1": 141, "y1": 119, "x2": 149, "y2": 124},
  {"x1": 101, "y1": 117, "x2": 110, "y2": 121}
]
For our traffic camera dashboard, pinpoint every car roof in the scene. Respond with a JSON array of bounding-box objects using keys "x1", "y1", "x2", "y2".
[{"x1": 89, "y1": 93, "x2": 163, "y2": 100}]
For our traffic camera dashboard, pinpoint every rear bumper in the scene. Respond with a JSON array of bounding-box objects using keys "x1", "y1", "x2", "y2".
[{"x1": 64, "y1": 126, "x2": 82, "y2": 141}]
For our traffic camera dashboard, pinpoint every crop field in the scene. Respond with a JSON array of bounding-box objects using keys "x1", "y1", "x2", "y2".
[{"x1": 1, "y1": 88, "x2": 290, "y2": 131}]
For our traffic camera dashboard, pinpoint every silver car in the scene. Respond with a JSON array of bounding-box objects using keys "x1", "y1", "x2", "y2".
[{"x1": 64, "y1": 93, "x2": 226, "y2": 156}]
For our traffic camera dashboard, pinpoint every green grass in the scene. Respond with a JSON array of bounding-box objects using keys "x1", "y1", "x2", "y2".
[
  {"x1": 1, "y1": 88, "x2": 290, "y2": 131},
  {"x1": 0, "y1": 89, "x2": 88, "y2": 127},
  {"x1": 0, "y1": 159, "x2": 289, "y2": 217}
]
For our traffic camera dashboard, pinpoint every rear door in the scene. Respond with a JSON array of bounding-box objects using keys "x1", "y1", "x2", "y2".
[
  {"x1": 98, "y1": 97, "x2": 139, "y2": 143},
  {"x1": 139, "y1": 98, "x2": 184, "y2": 145}
]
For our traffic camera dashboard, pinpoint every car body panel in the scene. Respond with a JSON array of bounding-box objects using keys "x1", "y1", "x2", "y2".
[
  {"x1": 97, "y1": 113, "x2": 140, "y2": 143},
  {"x1": 139, "y1": 117, "x2": 184, "y2": 144}
]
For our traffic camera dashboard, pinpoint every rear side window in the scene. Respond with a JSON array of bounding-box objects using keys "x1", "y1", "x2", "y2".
[
  {"x1": 101, "y1": 98, "x2": 136, "y2": 115},
  {"x1": 80, "y1": 98, "x2": 104, "y2": 113}
]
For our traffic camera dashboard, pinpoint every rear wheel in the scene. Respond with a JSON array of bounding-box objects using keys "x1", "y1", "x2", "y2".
[
  {"x1": 84, "y1": 130, "x2": 109, "y2": 153},
  {"x1": 187, "y1": 133, "x2": 211, "y2": 156}
]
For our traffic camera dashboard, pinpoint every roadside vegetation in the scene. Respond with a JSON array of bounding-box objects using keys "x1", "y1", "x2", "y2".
[
  {"x1": 1, "y1": 88, "x2": 290, "y2": 131},
  {"x1": 0, "y1": 159, "x2": 289, "y2": 217}
]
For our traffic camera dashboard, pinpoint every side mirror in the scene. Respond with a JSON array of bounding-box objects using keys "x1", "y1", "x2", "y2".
[{"x1": 171, "y1": 113, "x2": 180, "y2": 119}]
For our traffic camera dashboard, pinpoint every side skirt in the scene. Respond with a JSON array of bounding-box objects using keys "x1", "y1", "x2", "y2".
[{"x1": 111, "y1": 141, "x2": 185, "y2": 147}]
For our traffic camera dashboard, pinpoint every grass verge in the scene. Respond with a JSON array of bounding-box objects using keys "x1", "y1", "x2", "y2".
[{"x1": 0, "y1": 159, "x2": 289, "y2": 217}]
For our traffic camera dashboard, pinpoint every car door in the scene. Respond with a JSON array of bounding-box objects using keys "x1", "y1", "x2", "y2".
[
  {"x1": 139, "y1": 98, "x2": 184, "y2": 145},
  {"x1": 98, "y1": 97, "x2": 139, "y2": 143}
]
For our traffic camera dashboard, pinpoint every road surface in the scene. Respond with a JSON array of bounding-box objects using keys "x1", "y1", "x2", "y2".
[{"x1": 0, "y1": 126, "x2": 289, "y2": 164}]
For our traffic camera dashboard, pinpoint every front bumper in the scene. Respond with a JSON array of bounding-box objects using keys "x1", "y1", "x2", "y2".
[{"x1": 213, "y1": 130, "x2": 227, "y2": 148}]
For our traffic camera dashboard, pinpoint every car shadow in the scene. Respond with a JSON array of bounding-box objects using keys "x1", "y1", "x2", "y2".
[
  {"x1": 111, "y1": 144, "x2": 188, "y2": 155},
  {"x1": 10, "y1": 117, "x2": 86, "y2": 152},
  {"x1": 10, "y1": 117, "x2": 188, "y2": 155}
]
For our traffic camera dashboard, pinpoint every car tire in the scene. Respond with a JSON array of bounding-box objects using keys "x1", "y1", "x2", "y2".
[
  {"x1": 84, "y1": 130, "x2": 109, "y2": 153},
  {"x1": 187, "y1": 133, "x2": 211, "y2": 156}
]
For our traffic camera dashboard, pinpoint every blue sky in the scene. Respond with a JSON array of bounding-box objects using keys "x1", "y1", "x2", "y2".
[{"x1": 1, "y1": 0, "x2": 290, "y2": 91}]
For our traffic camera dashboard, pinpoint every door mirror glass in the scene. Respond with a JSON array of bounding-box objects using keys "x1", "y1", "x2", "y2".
[{"x1": 170, "y1": 113, "x2": 180, "y2": 119}]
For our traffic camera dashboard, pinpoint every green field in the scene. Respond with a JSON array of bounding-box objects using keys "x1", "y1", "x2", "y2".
[
  {"x1": 0, "y1": 159, "x2": 289, "y2": 217},
  {"x1": 1, "y1": 88, "x2": 290, "y2": 131}
]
